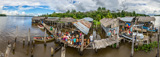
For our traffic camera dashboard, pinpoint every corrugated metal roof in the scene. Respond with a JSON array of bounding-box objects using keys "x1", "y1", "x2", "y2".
[
  {"x1": 119, "y1": 17, "x2": 134, "y2": 22},
  {"x1": 73, "y1": 19, "x2": 92, "y2": 35},
  {"x1": 83, "y1": 17, "x2": 93, "y2": 21}
]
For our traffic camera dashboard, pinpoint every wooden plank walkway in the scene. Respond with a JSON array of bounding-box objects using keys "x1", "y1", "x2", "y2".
[
  {"x1": 42, "y1": 23, "x2": 55, "y2": 34},
  {"x1": 93, "y1": 37, "x2": 122, "y2": 49}
]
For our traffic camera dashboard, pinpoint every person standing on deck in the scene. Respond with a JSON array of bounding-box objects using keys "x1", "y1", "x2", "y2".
[
  {"x1": 89, "y1": 34, "x2": 93, "y2": 42},
  {"x1": 107, "y1": 30, "x2": 112, "y2": 38},
  {"x1": 73, "y1": 37, "x2": 76, "y2": 45}
]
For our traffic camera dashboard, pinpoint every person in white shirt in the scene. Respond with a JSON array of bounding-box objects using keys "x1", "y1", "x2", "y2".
[{"x1": 89, "y1": 34, "x2": 93, "y2": 42}]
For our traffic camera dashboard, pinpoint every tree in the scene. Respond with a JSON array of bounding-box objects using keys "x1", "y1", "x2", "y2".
[
  {"x1": 133, "y1": 11, "x2": 136, "y2": 16},
  {"x1": 102, "y1": 7, "x2": 106, "y2": 10},
  {"x1": 66, "y1": 10, "x2": 70, "y2": 13},
  {"x1": 106, "y1": 10, "x2": 112, "y2": 18},
  {"x1": 71, "y1": 10, "x2": 76, "y2": 13},
  {"x1": 97, "y1": 7, "x2": 102, "y2": 11},
  {"x1": 96, "y1": 14, "x2": 101, "y2": 21}
]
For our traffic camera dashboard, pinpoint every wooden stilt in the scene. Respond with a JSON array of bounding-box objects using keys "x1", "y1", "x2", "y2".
[
  {"x1": 156, "y1": 27, "x2": 160, "y2": 57},
  {"x1": 28, "y1": 28, "x2": 31, "y2": 46},
  {"x1": 5, "y1": 44, "x2": 11, "y2": 57},
  {"x1": 51, "y1": 47, "x2": 54, "y2": 56},
  {"x1": 44, "y1": 29, "x2": 47, "y2": 46}
]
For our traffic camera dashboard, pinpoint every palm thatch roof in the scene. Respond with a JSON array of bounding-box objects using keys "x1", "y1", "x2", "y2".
[
  {"x1": 136, "y1": 16, "x2": 155, "y2": 22},
  {"x1": 100, "y1": 18, "x2": 119, "y2": 28},
  {"x1": 59, "y1": 17, "x2": 77, "y2": 23},
  {"x1": 32, "y1": 17, "x2": 46, "y2": 20},
  {"x1": 45, "y1": 17, "x2": 59, "y2": 22}
]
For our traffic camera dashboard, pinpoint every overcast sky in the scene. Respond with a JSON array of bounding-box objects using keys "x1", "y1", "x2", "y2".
[{"x1": 0, "y1": 0, "x2": 160, "y2": 15}]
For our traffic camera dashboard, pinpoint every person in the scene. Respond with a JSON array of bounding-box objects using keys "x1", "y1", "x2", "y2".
[
  {"x1": 113, "y1": 29, "x2": 116, "y2": 35},
  {"x1": 79, "y1": 32, "x2": 82, "y2": 38},
  {"x1": 76, "y1": 38, "x2": 79, "y2": 45},
  {"x1": 73, "y1": 37, "x2": 76, "y2": 45},
  {"x1": 122, "y1": 26, "x2": 124, "y2": 31},
  {"x1": 107, "y1": 30, "x2": 111, "y2": 37},
  {"x1": 89, "y1": 34, "x2": 93, "y2": 42}
]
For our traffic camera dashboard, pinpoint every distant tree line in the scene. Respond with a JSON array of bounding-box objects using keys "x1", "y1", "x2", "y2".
[
  {"x1": 0, "y1": 14, "x2": 6, "y2": 16},
  {"x1": 40, "y1": 7, "x2": 148, "y2": 26},
  {"x1": 41, "y1": 7, "x2": 148, "y2": 21}
]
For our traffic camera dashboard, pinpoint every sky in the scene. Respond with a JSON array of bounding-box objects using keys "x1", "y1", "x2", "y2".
[{"x1": 0, "y1": 0, "x2": 160, "y2": 16}]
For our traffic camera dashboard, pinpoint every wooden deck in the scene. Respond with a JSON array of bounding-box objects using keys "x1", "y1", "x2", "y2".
[
  {"x1": 93, "y1": 37, "x2": 122, "y2": 49},
  {"x1": 42, "y1": 23, "x2": 123, "y2": 50}
]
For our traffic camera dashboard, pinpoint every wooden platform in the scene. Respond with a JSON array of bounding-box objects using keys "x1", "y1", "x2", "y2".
[{"x1": 93, "y1": 37, "x2": 122, "y2": 49}]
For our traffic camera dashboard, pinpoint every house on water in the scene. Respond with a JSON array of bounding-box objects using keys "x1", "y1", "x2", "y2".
[{"x1": 100, "y1": 18, "x2": 124, "y2": 37}]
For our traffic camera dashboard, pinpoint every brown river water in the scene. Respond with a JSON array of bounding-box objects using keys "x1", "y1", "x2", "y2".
[{"x1": 0, "y1": 16, "x2": 160, "y2": 57}]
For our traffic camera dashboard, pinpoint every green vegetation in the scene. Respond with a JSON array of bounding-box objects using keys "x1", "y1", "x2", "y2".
[
  {"x1": 134, "y1": 41, "x2": 159, "y2": 52},
  {"x1": 41, "y1": 7, "x2": 148, "y2": 26},
  {"x1": 0, "y1": 14, "x2": 6, "y2": 16}
]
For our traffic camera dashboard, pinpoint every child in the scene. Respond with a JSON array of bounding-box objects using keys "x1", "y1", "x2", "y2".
[{"x1": 73, "y1": 37, "x2": 76, "y2": 45}]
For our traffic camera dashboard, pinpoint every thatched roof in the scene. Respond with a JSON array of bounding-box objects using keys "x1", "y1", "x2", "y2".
[
  {"x1": 32, "y1": 17, "x2": 45, "y2": 20},
  {"x1": 45, "y1": 17, "x2": 59, "y2": 22},
  {"x1": 72, "y1": 19, "x2": 92, "y2": 35},
  {"x1": 60, "y1": 17, "x2": 77, "y2": 23},
  {"x1": 100, "y1": 18, "x2": 119, "y2": 27},
  {"x1": 136, "y1": 17, "x2": 155, "y2": 22}
]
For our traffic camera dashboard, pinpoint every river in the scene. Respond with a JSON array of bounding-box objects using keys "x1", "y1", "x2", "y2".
[{"x1": 0, "y1": 16, "x2": 160, "y2": 57}]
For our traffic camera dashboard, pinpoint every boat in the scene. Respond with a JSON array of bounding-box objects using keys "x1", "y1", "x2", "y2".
[
  {"x1": 37, "y1": 24, "x2": 44, "y2": 29},
  {"x1": 33, "y1": 35, "x2": 54, "y2": 42}
]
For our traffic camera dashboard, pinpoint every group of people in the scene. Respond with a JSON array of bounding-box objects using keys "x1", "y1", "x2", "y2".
[
  {"x1": 56, "y1": 30, "x2": 93, "y2": 46},
  {"x1": 120, "y1": 25, "x2": 133, "y2": 36}
]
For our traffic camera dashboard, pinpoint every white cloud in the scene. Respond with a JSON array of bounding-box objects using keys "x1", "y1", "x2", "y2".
[
  {"x1": 2, "y1": 10, "x2": 19, "y2": 15},
  {"x1": 0, "y1": 0, "x2": 160, "y2": 15}
]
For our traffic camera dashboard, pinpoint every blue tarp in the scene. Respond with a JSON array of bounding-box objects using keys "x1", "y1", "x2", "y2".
[{"x1": 83, "y1": 17, "x2": 93, "y2": 22}]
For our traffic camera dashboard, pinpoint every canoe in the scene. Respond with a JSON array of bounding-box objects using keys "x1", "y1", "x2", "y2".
[
  {"x1": 37, "y1": 24, "x2": 44, "y2": 29},
  {"x1": 33, "y1": 35, "x2": 54, "y2": 42}
]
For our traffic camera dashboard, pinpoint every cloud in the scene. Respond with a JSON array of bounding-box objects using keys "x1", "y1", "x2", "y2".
[{"x1": 0, "y1": 0, "x2": 160, "y2": 15}]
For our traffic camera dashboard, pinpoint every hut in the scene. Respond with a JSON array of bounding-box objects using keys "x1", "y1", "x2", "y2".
[
  {"x1": 135, "y1": 16, "x2": 156, "y2": 32},
  {"x1": 72, "y1": 19, "x2": 92, "y2": 35},
  {"x1": 44, "y1": 17, "x2": 59, "y2": 26},
  {"x1": 100, "y1": 18, "x2": 120, "y2": 36},
  {"x1": 32, "y1": 17, "x2": 47, "y2": 23},
  {"x1": 58, "y1": 17, "x2": 77, "y2": 29}
]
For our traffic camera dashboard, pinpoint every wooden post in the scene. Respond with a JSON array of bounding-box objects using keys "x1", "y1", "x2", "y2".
[
  {"x1": 28, "y1": 28, "x2": 31, "y2": 45},
  {"x1": 15, "y1": 26, "x2": 18, "y2": 42},
  {"x1": 156, "y1": 26, "x2": 160, "y2": 57},
  {"x1": 31, "y1": 47, "x2": 34, "y2": 57},
  {"x1": 131, "y1": 35, "x2": 135, "y2": 57},
  {"x1": 13, "y1": 42, "x2": 16, "y2": 53},
  {"x1": 51, "y1": 47, "x2": 54, "y2": 56},
  {"x1": 116, "y1": 26, "x2": 119, "y2": 48},
  {"x1": 61, "y1": 46, "x2": 65, "y2": 57},
  {"x1": 5, "y1": 44, "x2": 11, "y2": 57},
  {"x1": 131, "y1": 25, "x2": 135, "y2": 57},
  {"x1": 44, "y1": 29, "x2": 47, "y2": 46},
  {"x1": 80, "y1": 34, "x2": 84, "y2": 56},
  {"x1": 23, "y1": 39, "x2": 25, "y2": 45}
]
